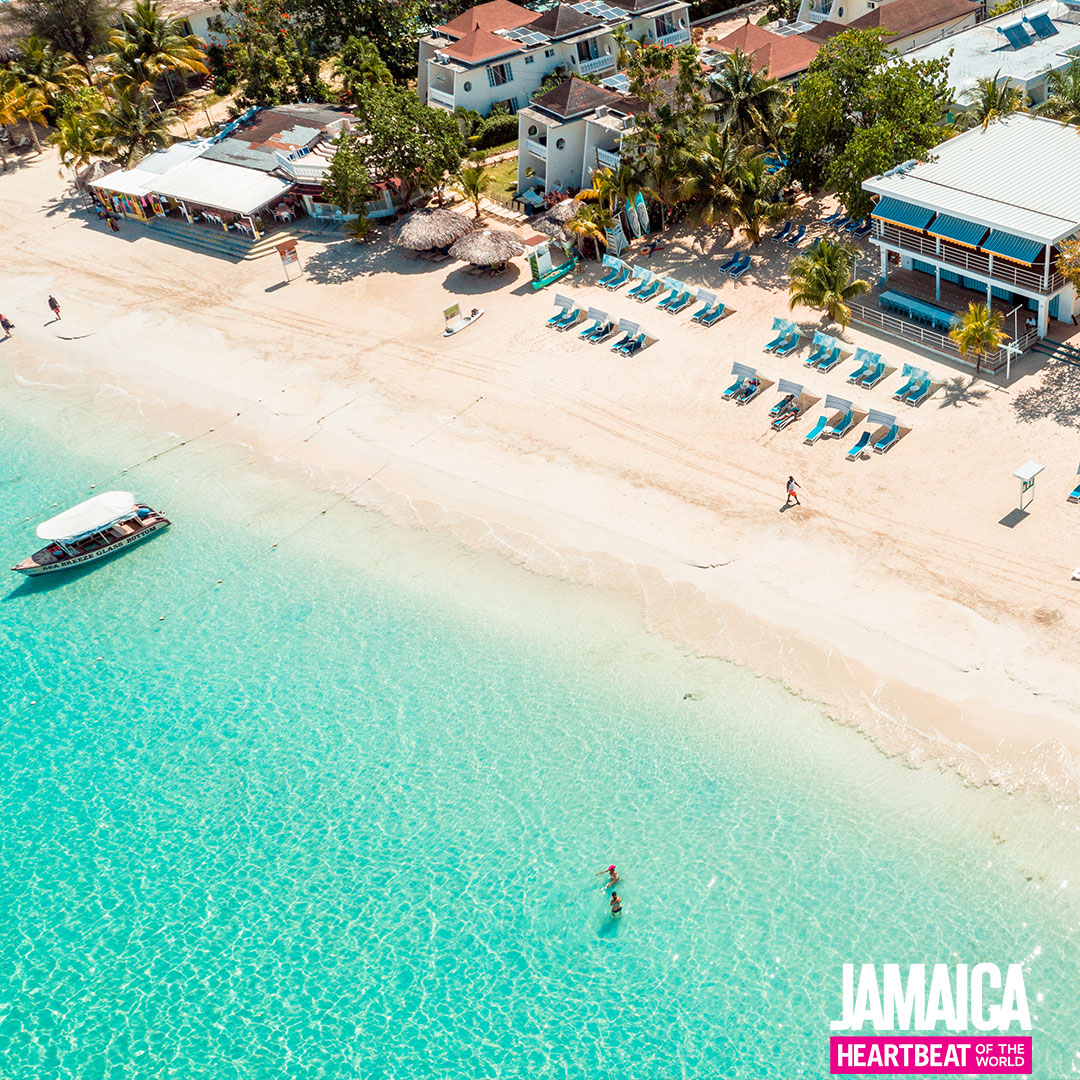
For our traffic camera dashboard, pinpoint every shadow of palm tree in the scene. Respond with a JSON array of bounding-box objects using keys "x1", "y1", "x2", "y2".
[
  {"x1": 936, "y1": 375, "x2": 991, "y2": 409},
  {"x1": 1011, "y1": 362, "x2": 1080, "y2": 427}
]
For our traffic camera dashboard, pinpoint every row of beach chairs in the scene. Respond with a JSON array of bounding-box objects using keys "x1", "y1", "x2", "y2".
[
  {"x1": 596, "y1": 257, "x2": 731, "y2": 325},
  {"x1": 545, "y1": 295, "x2": 647, "y2": 356},
  {"x1": 822, "y1": 209, "x2": 872, "y2": 239},
  {"x1": 769, "y1": 221, "x2": 807, "y2": 248}
]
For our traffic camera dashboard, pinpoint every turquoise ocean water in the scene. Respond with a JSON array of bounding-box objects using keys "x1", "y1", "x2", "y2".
[{"x1": 1, "y1": 381, "x2": 1079, "y2": 1079}]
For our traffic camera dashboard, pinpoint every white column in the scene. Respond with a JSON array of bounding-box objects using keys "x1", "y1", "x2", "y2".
[
  {"x1": 879, "y1": 246, "x2": 888, "y2": 284},
  {"x1": 1037, "y1": 296, "x2": 1049, "y2": 337},
  {"x1": 1043, "y1": 245, "x2": 1050, "y2": 289},
  {"x1": 986, "y1": 281, "x2": 992, "y2": 310},
  {"x1": 935, "y1": 264, "x2": 941, "y2": 300}
]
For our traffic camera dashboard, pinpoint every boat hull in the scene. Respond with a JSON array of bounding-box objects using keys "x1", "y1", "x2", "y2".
[{"x1": 13, "y1": 518, "x2": 170, "y2": 576}]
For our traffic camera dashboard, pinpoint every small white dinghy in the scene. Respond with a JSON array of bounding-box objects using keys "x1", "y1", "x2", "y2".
[{"x1": 443, "y1": 303, "x2": 485, "y2": 337}]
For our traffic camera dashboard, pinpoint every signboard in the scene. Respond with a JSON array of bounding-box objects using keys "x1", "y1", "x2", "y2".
[
  {"x1": 276, "y1": 239, "x2": 302, "y2": 281},
  {"x1": 528, "y1": 243, "x2": 554, "y2": 283}
]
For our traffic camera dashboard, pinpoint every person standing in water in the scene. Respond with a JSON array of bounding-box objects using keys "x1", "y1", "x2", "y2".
[
  {"x1": 610, "y1": 891, "x2": 623, "y2": 916},
  {"x1": 596, "y1": 865, "x2": 619, "y2": 887}
]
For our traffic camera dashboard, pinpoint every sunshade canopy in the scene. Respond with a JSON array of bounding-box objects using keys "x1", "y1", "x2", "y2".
[
  {"x1": 928, "y1": 214, "x2": 988, "y2": 248},
  {"x1": 871, "y1": 197, "x2": 934, "y2": 231},
  {"x1": 867, "y1": 409, "x2": 895, "y2": 427},
  {"x1": 37, "y1": 491, "x2": 136, "y2": 540},
  {"x1": 824, "y1": 394, "x2": 853, "y2": 413},
  {"x1": 981, "y1": 230, "x2": 1044, "y2": 265}
]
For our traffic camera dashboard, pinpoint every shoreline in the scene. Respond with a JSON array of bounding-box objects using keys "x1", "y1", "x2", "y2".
[{"x1": 5, "y1": 155, "x2": 1080, "y2": 805}]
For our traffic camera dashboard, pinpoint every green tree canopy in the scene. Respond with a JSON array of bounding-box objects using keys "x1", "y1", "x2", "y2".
[
  {"x1": 351, "y1": 81, "x2": 465, "y2": 205},
  {"x1": 332, "y1": 35, "x2": 393, "y2": 100},
  {"x1": 107, "y1": 0, "x2": 208, "y2": 98},
  {"x1": 92, "y1": 82, "x2": 174, "y2": 166},
  {"x1": 787, "y1": 237, "x2": 869, "y2": 328},
  {"x1": 321, "y1": 134, "x2": 373, "y2": 213},
  {"x1": 8, "y1": 0, "x2": 113, "y2": 59},
  {"x1": 1035, "y1": 59, "x2": 1080, "y2": 125},
  {"x1": 791, "y1": 28, "x2": 950, "y2": 217},
  {"x1": 8, "y1": 36, "x2": 87, "y2": 109}
]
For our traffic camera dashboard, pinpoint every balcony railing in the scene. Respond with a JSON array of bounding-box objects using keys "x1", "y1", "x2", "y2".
[
  {"x1": 526, "y1": 138, "x2": 548, "y2": 160},
  {"x1": 274, "y1": 150, "x2": 328, "y2": 181},
  {"x1": 428, "y1": 87, "x2": 455, "y2": 110},
  {"x1": 596, "y1": 147, "x2": 621, "y2": 169},
  {"x1": 849, "y1": 302, "x2": 1040, "y2": 372},
  {"x1": 805, "y1": 10, "x2": 830, "y2": 22},
  {"x1": 577, "y1": 53, "x2": 616, "y2": 75},
  {"x1": 656, "y1": 26, "x2": 691, "y2": 45},
  {"x1": 873, "y1": 222, "x2": 1064, "y2": 294}
]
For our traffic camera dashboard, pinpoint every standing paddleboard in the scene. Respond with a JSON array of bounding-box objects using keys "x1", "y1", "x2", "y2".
[
  {"x1": 635, "y1": 191, "x2": 650, "y2": 235},
  {"x1": 625, "y1": 197, "x2": 642, "y2": 239}
]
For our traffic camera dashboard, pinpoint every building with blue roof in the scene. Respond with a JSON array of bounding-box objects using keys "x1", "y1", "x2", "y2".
[{"x1": 863, "y1": 114, "x2": 1080, "y2": 341}]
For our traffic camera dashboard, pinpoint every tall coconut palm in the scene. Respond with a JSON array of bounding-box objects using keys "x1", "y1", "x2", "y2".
[
  {"x1": 454, "y1": 162, "x2": 490, "y2": 219},
  {"x1": 728, "y1": 152, "x2": 788, "y2": 245},
  {"x1": 49, "y1": 111, "x2": 106, "y2": 176},
  {"x1": 565, "y1": 202, "x2": 612, "y2": 259},
  {"x1": 9, "y1": 37, "x2": 87, "y2": 110},
  {"x1": 332, "y1": 36, "x2": 394, "y2": 101},
  {"x1": 787, "y1": 238, "x2": 870, "y2": 329},
  {"x1": 677, "y1": 128, "x2": 739, "y2": 229},
  {"x1": 92, "y1": 84, "x2": 175, "y2": 167},
  {"x1": 640, "y1": 148, "x2": 684, "y2": 233},
  {"x1": 0, "y1": 81, "x2": 22, "y2": 171},
  {"x1": 709, "y1": 48, "x2": 786, "y2": 143},
  {"x1": 1035, "y1": 59, "x2": 1080, "y2": 125},
  {"x1": 949, "y1": 302, "x2": 1006, "y2": 374},
  {"x1": 0, "y1": 76, "x2": 48, "y2": 152},
  {"x1": 107, "y1": 1, "x2": 208, "y2": 100},
  {"x1": 957, "y1": 72, "x2": 1026, "y2": 129},
  {"x1": 575, "y1": 161, "x2": 643, "y2": 216}
]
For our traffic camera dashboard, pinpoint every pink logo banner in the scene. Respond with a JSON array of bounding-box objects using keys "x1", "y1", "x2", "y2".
[{"x1": 831, "y1": 1036, "x2": 1032, "y2": 1075}]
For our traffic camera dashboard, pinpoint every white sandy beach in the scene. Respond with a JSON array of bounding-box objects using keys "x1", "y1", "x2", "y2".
[{"x1": 4, "y1": 152, "x2": 1080, "y2": 799}]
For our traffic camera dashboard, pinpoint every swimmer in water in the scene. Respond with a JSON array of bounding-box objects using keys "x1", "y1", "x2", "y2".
[
  {"x1": 596, "y1": 865, "x2": 619, "y2": 887},
  {"x1": 610, "y1": 891, "x2": 622, "y2": 916}
]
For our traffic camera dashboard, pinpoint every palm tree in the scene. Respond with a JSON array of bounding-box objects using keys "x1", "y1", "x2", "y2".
[
  {"x1": 640, "y1": 148, "x2": 684, "y2": 233},
  {"x1": 49, "y1": 111, "x2": 105, "y2": 176},
  {"x1": 565, "y1": 203, "x2": 612, "y2": 259},
  {"x1": 0, "y1": 77, "x2": 49, "y2": 152},
  {"x1": 9, "y1": 37, "x2": 87, "y2": 110},
  {"x1": 677, "y1": 128, "x2": 739, "y2": 228},
  {"x1": 575, "y1": 162, "x2": 643, "y2": 216},
  {"x1": 332, "y1": 36, "x2": 393, "y2": 100},
  {"x1": 107, "y1": 1, "x2": 208, "y2": 101},
  {"x1": 949, "y1": 302, "x2": 1006, "y2": 374},
  {"x1": 1035, "y1": 59, "x2": 1080, "y2": 125},
  {"x1": 92, "y1": 84, "x2": 175, "y2": 167},
  {"x1": 709, "y1": 49, "x2": 786, "y2": 143},
  {"x1": 454, "y1": 162, "x2": 490, "y2": 219},
  {"x1": 728, "y1": 152, "x2": 788, "y2": 245},
  {"x1": 0, "y1": 82, "x2": 21, "y2": 172},
  {"x1": 610, "y1": 25, "x2": 636, "y2": 69},
  {"x1": 957, "y1": 72, "x2": 1026, "y2": 129},
  {"x1": 787, "y1": 238, "x2": 870, "y2": 329}
]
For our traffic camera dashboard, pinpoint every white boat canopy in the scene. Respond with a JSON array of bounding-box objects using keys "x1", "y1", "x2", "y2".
[{"x1": 36, "y1": 491, "x2": 137, "y2": 541}]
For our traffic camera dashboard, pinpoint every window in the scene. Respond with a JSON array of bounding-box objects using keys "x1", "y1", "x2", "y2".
[
  {"x1": 487, "y1": 63, "x2": 513, "y2": 87},
  {"x1": 655, "y1": 13, "x2": 676, "y2": 36},
  {"x1": 525, "y1": 54, "x2": 534, "y2": 64},
  {"x1": 528, "y1": 125, "x2": 538, "y2": 136},
  {"x1": 577, "y1": 39, "x2": 598, "y2": 62},
  {"x1": 544, "y1": 48, "x2": 554, "y2": 57},
  {"x1": 463, "y1": 81, "x2": 472, "y2": 91},
  {"x1": 555, "y1": 137, "x2": 566, "y2": 150}
]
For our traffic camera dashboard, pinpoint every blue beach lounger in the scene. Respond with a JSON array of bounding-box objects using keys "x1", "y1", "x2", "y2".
[
  {"x1": 906, "y1": 377, "x2": 931, "y2": 406},
  {"x1": 848, "y1": 355, "x2": 875, "y2": 383},
  {"x1": 764, "y1": 327, "x2": 789, "y2": 352},
  {"x1": 847, "y1": 431, "x2": 871, "y2": 460},
  {"x1": 852, "y1": 220, "x2": 872, "y2": 238},
  {"x1": 817, "y1": 347, "x2": 843, "y2": 372},
  {"x1": 699, "y1": 303, "x2": 725, "y2": 326},
  {"x1": 717, "y1": 253, "x2": 740, "y2": 274},
  {"x1": 724, "y1": 376, "x2": 745, "y2": 399},
  {"x1": 772, "y1": 408, "x2": 801, "y2": 431},
  {"x1": 822, "y1": 210, "x2": 846, "y2": 226},
  {"x1": 770, "y1": 394, "x2": 796, "y2": 418},
  {"x1": 861, "y1": 361, "x2": 886, "y2": 388},
  {"x1": 803, "y1": 416, "x2": 828, "y2": 444},
  {"x1": 547, "y1": 298, "x2": 574, "y2": 327},
  {"x1": 610, "y1": 329, "x2": 633, "y2": 352},
  {"x1": 770, "y1": 221, "x2": 793, "y2": 243},
  {"x1": 833, "y1": 217, "x2": 852, "y2": 232},
  {"x1": 617, "y1": 332, "x2": 645, "y2": 356},
  {"x1": 873, "y1": 424, "x2": 899, "y2": 453},
  {"x1": 667, "y1": 290, "x2": 693, "y2": 314},
  {"x1": 634, "y1": 278, "x2": 662, "y2": 303},
  {"x1": 774, "y1": 332, "x2": 801, "y2": 357},
  {"x1": 551, "y1": 307, "x2": 580, "y2": 330},
  {"x1": 657, "y1": 283, "x2": 681, "y2": 310},
  {"x1": 735, "y1": 379, "x2": 762, "y2": 405},
  {"x1": 602, "y1": 265, "x2": 630, "y2": 290},
  {"x1": 803, "y1": 342, "x2": 828, "y2": 367},
  {"x1": 825, "y1": 411, "x2": 854, "y2": 439},
  {"x1": 785, "y1": 223, "x2": 807, "y2": 247},
  {"x1": 892, "y1": 373, "x2": 919, "y2": 400},
  {"x1": 597, "y1": 259, "x2": 622, "y2": 288},
  {"x1": 1068, "y1": 482, "x2": 1080, "y2": 503},
  {"x1": 729, "y1": 254, "x2": 752, "y2": 280}
]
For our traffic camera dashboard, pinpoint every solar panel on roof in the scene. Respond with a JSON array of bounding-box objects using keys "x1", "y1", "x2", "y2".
[
  {"x1": 571, "y1": 0, "x2": 624, "y2": 18},
  {"x1": 1024, "y1": 12, "x2": 1058, "y2": 37},
  {"x1": 998, "y1": 21, "x2": 1033, "y2": 48}
]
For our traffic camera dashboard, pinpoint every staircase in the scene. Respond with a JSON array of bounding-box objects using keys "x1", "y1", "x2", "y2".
[
  {"x1": 1030, "y1": 339, "x2": 1080, "y2": 367},
  {"x1": 139, "y1": 215, "x2": 296, "y2": 261}
]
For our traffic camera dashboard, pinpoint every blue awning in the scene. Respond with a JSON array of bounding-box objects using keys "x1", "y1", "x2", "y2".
[
  {"x1": 981, "y1": 230, "x2": 1044, "y2": 265},
  {"x1": 927, "y1": 214, "x2": 988, "y2": 249},
  {"x1": 870, "y1": 197, "x2": 935, "y2": 231}
]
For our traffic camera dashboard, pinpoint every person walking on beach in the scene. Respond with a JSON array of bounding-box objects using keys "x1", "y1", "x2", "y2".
[
  {"x1": 0, "y1": 315, "x2": 13, "y2": 339},
  {"x1": 786, "y1": 476, "x2": 801, "y2": 506},
  {"x1": 48, "y1": 295, "x2": 61, "y2": 321}
]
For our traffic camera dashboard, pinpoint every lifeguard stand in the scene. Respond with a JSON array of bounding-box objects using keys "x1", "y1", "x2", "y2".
[{"x1": 1012, "y1": 461, "x2": 1044, "y2": 511}]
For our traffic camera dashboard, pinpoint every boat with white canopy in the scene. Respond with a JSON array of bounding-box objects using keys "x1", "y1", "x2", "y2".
[{"x1": 12, "y1": 491, "x2": 170, "y2": 576}]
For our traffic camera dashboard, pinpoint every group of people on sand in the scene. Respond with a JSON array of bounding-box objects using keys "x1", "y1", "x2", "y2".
[
  {"x1": 0, "y1": 295, "x2": 61, "y2": 340},
  {"x1": 596, "y1": 864, "x2": 622, "y2": 917}
]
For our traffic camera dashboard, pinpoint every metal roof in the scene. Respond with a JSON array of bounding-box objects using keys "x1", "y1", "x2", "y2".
[
  {"x1": 89, "y1": 142, "x2": 207, "y2": 196},
  {"x1": 147, "y1": 158, "x2": 292, "y2": 215},
  {"x1": 863, "y1": 115, "x2": 1080, "y2": 244}
]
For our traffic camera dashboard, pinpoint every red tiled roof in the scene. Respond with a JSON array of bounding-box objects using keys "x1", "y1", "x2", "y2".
[
  {"x1": 437, "y1": 0, "x2": 537, "y2": 37},
  {"x1": 439, "y1": 26, "x2": 524, "y2": 61},
  {"x1": 803, "y1": 0, "x2": 980, "y2": 42},
  {"x1": 712, "y1": 19, "x2": 820, "y2": 80}
]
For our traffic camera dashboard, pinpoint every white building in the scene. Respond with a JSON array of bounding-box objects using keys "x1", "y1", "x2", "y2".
[
  {"x1": 417, "y1": 0, "x2": 690, "y2": 117},
  {"x1": 863, "y1": 114, "x2": 1080, "y2": 338},
  {"x1": 905, "y1": 0, "x2": 1080, "y2": 107},
  {"x1": 517, "y1": 76, "x2": 643, "y2": 194},
  {"x1": 798, "y1": 0, "x2": 980, "y2": 52}
]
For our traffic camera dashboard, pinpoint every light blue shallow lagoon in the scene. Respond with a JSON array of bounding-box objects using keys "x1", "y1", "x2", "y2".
[{"x1": 1, "y1": 382, "x2": 1078, "y2": 1079}]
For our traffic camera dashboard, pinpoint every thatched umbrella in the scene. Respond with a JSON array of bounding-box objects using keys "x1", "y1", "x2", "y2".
[
  {"x1": 391, "y1": 208, "x2": 474, "y2": 251},
  {"x1": 546, "y1": 198, "x2": 580, "y2": 223},
  {"x1": 449, "y1": 227, "x2": 525, "y2": 268},
  {"x1": 532, "y1": 216, "x2": 571, "y2": 244}
]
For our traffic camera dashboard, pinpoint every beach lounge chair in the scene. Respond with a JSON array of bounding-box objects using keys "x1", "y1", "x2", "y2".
[
  {"x1": 774, "y1": 332, "x2": 801, "y2": 357},
  {"x1": 860, "y1": 361, "x2": 886, "y2": 388},
  {"x1": 601, "y1": 265, "x2": 631, "y2": 291},
  {"x1": 803, "y1": 416, "x2": 828, "y2": 444},
  {"x1": 803, "y1": 342, "x2": 828, "y2": 368},
  {"x1": 847, "y1": 431, "x2": 871, "y2": 460},
  {"x1": 764, "y1": 327, "x2": 790, "y2": 352},
  {"x1": 554, "y1": 309, "x2": 582, "y2": 331},
  {"x1": 852, "y1": 219, "x2": 872, "y2": 238},
  {"x1": 657, "y1": 283, "x2": 681, "y2": 310},
  {"x1": 667, "y1": 290, "x2": 693, "y2": 314},
  {"x1": 627, "y1": 271, "x2": 653, "y2": 300},
  {"x1": 587, "y1": 320, "x2": 614, "y2": 343},
  {"x1": 698, "y1": 303, "x2": 725, "y2": 327},
  {"x1": 772, "y1": 408, "x2": 801, "y2": 431},
  {"x1": 892, "y1": 373, "x2": 920, "y2": 400},
  {"x1": 906, "y1": 377, "x2": 931, "y2": 406},
  {"x1": 617, "y1": 332, "x2": 646, "y2": 356},
  {"x1": 735, "y1": 379, "x2": 762, "y2": 405},
  {"x1": 597, "y1": 261, "x2": 622, "y2": 288},
  {"x1": 717, "y1": 253, "x2": 740, "y2": 275},
  {"x1": 822, "y1": 210, "x2": 846, "y2": 226},
  {"x1": 723, "y1": 376, "x2": 745, "y2": 399},
  {"x1": 578, "y1": 314, "x2": 605, "y2": 339},
  {"x1": 816, "y1": 347, "x2": 843, "y2": 372},
  {"x1": 847, "y1": 356, "x2": 875, "y2": 383},
  {"x1": 785, "y1": 223, "x2": 807, "y2": 247},
  {"x1": 729, "y1": 254, "x2": 752, "y2": 280},
  {"x1": 833, "y1": 217, "x2": 852, "y2": 232},
  {"x1": 546, "y1": 301, "x2": 573, "y2": 328},
  {"x1": 769, "y1": 394, "x2": 796, "y2": 418},
  {"x1": 633, "y1": 278, "x2": 662, "y2": 303},
  {"x1": 873, "y1": 424, "x2": 899, "y2": 453},
  {"x1": 770, "y1": 221, "x2": 793, "y2": 244},
  {"x1": 1068, "y1": 482, "x2": 1080, "y2": 503},
  {"x1": 825, "y1": 411, "x2": 854, "y2": 439}
]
